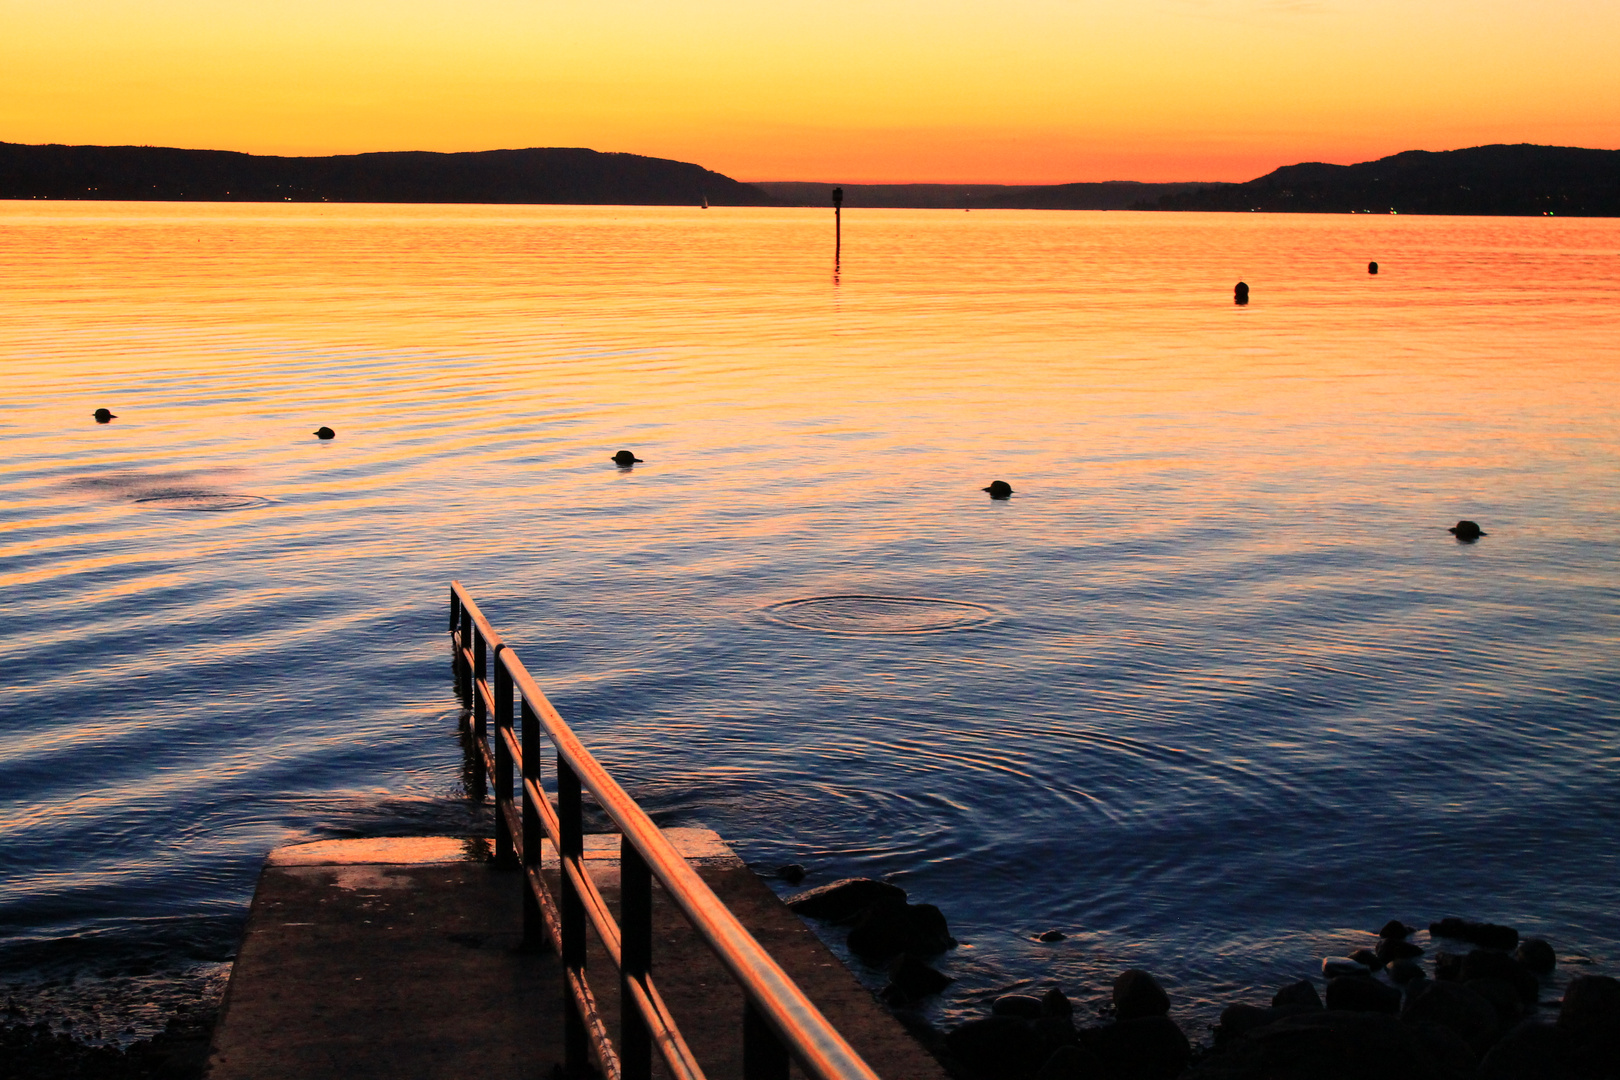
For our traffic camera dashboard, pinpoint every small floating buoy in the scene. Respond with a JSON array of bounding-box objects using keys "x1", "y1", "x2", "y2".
[
  {"x1": 612, "y1": 449, "x2": 643, "y2": 467},
  {"x1": 314, "y1": 426, "x2": 335, "y2": 440},
  {"x1": 1449, "y1": 520, "x2": 1486, "y2": 542},
  {"x1": 1368, "y1": 261, "x2": 1379, "y2": 274},
  {"x1": 983, "y1": 480, "x2": 1013, "y2": 499},
  {"x1": 93, "y1": 408, "x2": 116, "y2": 423},
  {"x1": 1234, "y1": 281, "x2": 1250, "y2": 305}
]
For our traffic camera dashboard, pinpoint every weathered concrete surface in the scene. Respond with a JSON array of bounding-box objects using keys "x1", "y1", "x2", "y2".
[{"x1": 207, "y1": 833, "x2": 949, "y2": 1080}]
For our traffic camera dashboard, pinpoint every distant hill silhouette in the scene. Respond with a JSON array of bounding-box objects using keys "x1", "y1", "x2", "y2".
[
  {"x1": 1143, "y1": 144, "x2": 1620, "y2": 215},
  {"x1": 756, "y1": 181, "x2": 1208, "y2": 210},
  {"x1": 0, "y1": 143, "x2": 772, "y2": 205}
]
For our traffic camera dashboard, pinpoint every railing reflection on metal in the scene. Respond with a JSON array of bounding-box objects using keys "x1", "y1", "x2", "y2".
[{"x1": 449, "y1": 581, "x2": 882, "y2": 1080}]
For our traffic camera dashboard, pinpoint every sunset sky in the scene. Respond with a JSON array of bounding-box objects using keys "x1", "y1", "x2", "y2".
[{"x1": 3, "y1": 0, "x2": 1617, "y2": 184}]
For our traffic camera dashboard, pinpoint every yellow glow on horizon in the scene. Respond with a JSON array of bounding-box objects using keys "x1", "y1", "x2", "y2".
[{"x1": 2, "y1": 0, "x2": 1617, "y2": 184}]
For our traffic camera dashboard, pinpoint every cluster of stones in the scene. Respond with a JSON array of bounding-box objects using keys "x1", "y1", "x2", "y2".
[
  {"x1": 947, "y1": 970, "x2": 1191, "y2": 1080},
  {"x1": 931, "y1": 916, "x2": 1618, "y2": 1080},
  {"x1": 785, "y1": 889, "x2": 1620, "y2": 1080},
  {"x1": 786, "y1": 878, "x2": 959, "y2": 1003},
  {"x1": 1191, "y1": 917, "x2": 1618, "y2": 1079}
]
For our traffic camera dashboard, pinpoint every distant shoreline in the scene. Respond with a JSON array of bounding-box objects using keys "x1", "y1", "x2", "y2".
[{"x1": 3, "y1": 141, "x2": 1617, "y2": 216}]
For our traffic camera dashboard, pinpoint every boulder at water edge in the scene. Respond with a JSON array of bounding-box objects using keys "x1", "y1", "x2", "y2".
[
  {"x1": 847, "y1": 900, "x2": 955, "y2": 960},
  {"x1": 787, "y1": 878, "x2": 906, "y2": 921},
  {"x1": 1430, "y1": 917, "x2": 1517, "y2": 950},
  {"x1": 1514, "y1": 938, "x2": 1557, "y2": 976},
  {"x1": 882, "y1": 955, "x2": 953, "y2": 1004},
  {"x1": 1461, "y1": 949, "x2": 1540, "y2": 1005},
  {"x1": 1113, "y1": 969, "x2": 1172, "y2": 1020},
  {"x1": 1272, "y1": 980, "x2": 1323, "y2": 1009}
]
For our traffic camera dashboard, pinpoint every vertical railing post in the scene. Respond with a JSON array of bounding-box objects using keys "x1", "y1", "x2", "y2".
[
  {"x1": 493, "y1": 649, "x2": 515, "y2": 868},
  {"x1": 472, "y1": 629, "x2": 488, "y2": 745},
  {"x1": 521, "y1": 698, "x2": 545, "y2": 949},
  {"x1": 458, "y1": 606, "x2": 474, "y2": 701},
  {"x1": 559, "y1": 759, "x2": 588, "y2": 1076},
  {"x1": 744, "y1": 999, "x2": 791, "y2": 1080},
  {"x1": 620, "y1": 837, "x2": 653, "y2": 1080}
]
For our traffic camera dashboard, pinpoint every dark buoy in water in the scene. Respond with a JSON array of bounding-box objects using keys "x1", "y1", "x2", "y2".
[
  {"x1": 1368, "y1": 261, "x2": 1379, "y2": 274},
  {"x1": 612, "y1": 449, "x2": 643, "y2": 467},
  {"x1": 1234, "y1": 281, "x2": 1250, "y2": 305},
  {"x1": 93, "y1": 408, "x2": 116, "y2": 423},
  {"x1": 983, "y1": 480, "x2": 1013, "y2": 499},
  {"x1": 1449, "y1": 520, "x2": 1486, "y2": 542},
  {"x1": 314, "y1": 426, "x2": 335, "y2": 440}
]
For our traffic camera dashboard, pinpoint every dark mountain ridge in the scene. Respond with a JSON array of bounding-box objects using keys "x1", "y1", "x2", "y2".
[
  {"x1": 1145, "y1": 144, "x2": 1620, "y2": 215},
  {"x1": 0, "y1": 142, "x2": 773, "y2": 205}
]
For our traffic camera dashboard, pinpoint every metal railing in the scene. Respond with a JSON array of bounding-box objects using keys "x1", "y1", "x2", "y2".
[{"x1": 449, "y1": 581, "x2": 882, "y2": 1080}]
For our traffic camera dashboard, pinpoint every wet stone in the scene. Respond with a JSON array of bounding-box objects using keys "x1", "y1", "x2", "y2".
[
  {"x1": 883, "y1": 955, "x2": 953, "y2": 1003},
  {"x1": 847, "y1": 900, "x2": 955, "y2": 961},
  {"x1": 1430, "y1": 917, "x2": 1517, "y2": 950},
  {"x1": 1377, "y1": 936, "x2": 1424, "y2": 962},
  {"x1": 1515, "y1": 938, "x2": 1556, "y2": 976},
  {"x1": 1272, "y1": 980, "x2": 1323, "y2": 1010},
  {"x1": 1349, "y1": 948, "x2": 1386, "y2": 971},
  {"x1": 1113, "y1": 969, "x2": 1171, "y2": 1020},
  {"x1": 1462, "y1": 949, "x2": 1539, "y2": 1005},
  {"x1": 1322, "y1": 957, "x2": 1370, "y2": 979},
  {"x1": 787, "y1": 878, "x2": 906, "y2": 922},
  {"x1": 1041, "y1": 987, "x2": 1073, "y2": 1020}
]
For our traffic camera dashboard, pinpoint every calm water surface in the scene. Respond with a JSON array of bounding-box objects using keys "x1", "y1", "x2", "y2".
[{"x1": 1, "y1": 203, "x2": 1617, "y2": 1043}]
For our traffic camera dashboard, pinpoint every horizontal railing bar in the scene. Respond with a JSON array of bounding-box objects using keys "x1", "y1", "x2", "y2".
[
  {"x1": 451, "y1": 581, "x2": 878, "y2": 1080},
  {"x1": 524, "y1": 865, "x2": 564, "y2": 951},
  {"x1": 500, "y1": 726, "x2": 523, "y2": 770},
  {"x1": 568, "y1": 967, "x2": 623, "y2": 1080},
  {"x1": 499, "y1": 795, "x2": 522, "y2": 854},
  {"x1": 626, "y1": 971, "x2": 709, "y2": 1080},
  {"x1": 523, "y1": 777, "x2": 561, "y2": 843},
  {"x1": 474, "y1": 673, "x2": 497, "y2": 717},
  {"x1": 564, "y1": 854, "x2": 622, "y2": 963}
]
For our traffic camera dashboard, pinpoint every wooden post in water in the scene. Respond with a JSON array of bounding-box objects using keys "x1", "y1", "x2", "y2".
[{"x1": 832, "y1": 186, "x2": 843, "y2": 269}]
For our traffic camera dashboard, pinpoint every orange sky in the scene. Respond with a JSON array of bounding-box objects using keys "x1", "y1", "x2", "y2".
[{"x1": 2, "y1": 0, "x2": 1617, "y2": 184}]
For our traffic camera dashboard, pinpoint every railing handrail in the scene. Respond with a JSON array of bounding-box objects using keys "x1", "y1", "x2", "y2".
[{"x1": 449, "y1": 580, "x2": 883, "y2": 1080}]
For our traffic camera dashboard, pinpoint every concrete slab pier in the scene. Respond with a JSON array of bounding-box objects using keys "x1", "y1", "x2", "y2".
[{"x1": 206, "y1": 831, "x2": 949, "y2": 1080}]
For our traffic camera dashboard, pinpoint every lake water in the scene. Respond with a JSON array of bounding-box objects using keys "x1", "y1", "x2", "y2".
[{"x1": 1, "y1": 203, "x2": 1617, "y2": 1046}]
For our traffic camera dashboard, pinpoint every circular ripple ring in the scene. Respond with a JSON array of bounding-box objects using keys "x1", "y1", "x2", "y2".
[
  {"x1": 763, "y1": 595, "x2": 998, "y2": 636},
  {"x1": 132, "y1": 494, "x2": 274, "y2": 512}
]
